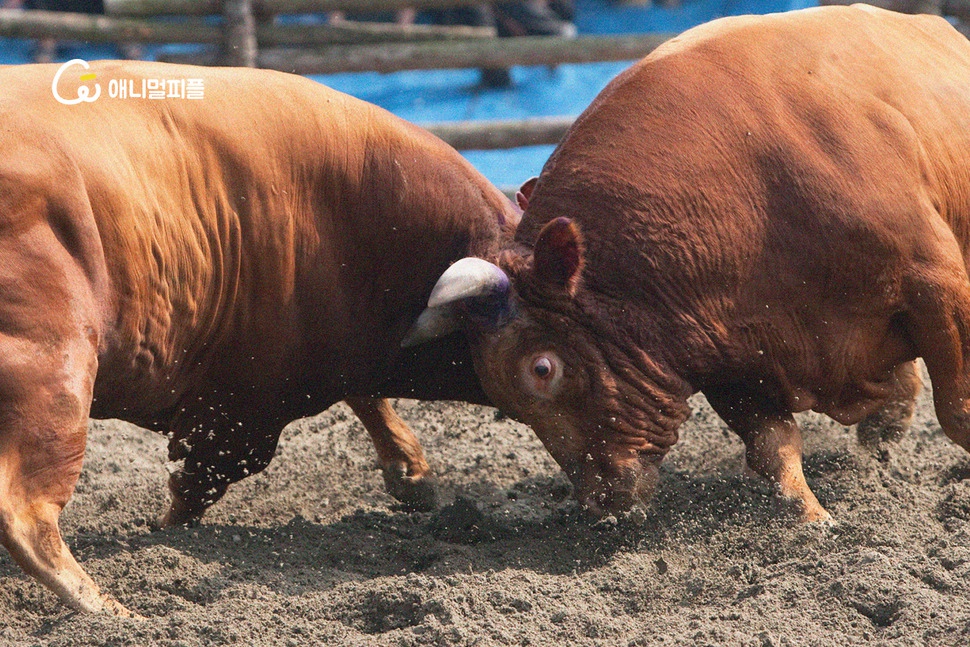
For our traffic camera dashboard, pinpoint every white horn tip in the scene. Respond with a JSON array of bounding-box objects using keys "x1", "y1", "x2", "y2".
[
  {"x1": 401, "y1": 306, "x2": 458, "y2": 348},
  {"x1": 427, "y1": 257, "x2": 509, "y2": 309}
]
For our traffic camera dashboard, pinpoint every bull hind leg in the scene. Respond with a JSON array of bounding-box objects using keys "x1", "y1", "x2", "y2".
[
  {"x1": 705, "y1": 387, "x2": 832, "y2": 524},
  {"x1": 346, "y1": 397, "x2": 438, "y2": 511},
  {"x1": 0, "y1": 337, "x2": 134, "y2": 615},
  {"x1": 158, "y1": 412, "x2": 287, "y2": 528},
  {"x1": 0, "y1": 193, "x2": 135, "y2": 614},
  {"x1": 856, "y1": 360, "x2": 923, "y2": 451}
]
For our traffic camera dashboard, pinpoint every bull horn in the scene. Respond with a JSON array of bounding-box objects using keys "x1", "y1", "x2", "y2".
[
  {"x1": 401, "y1": 305, "x2": 458, "y2": 348},
  {"x1": 401, "y1": 257, "x2": 510, "y2": 347},
  {"x1": 427, "y1": 257, "x2": 509, "y2": 309}
]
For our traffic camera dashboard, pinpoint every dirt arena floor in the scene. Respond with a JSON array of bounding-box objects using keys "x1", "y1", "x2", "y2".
[{"x1": 2, "y1": 364, "x2": 970, "y2": 646}]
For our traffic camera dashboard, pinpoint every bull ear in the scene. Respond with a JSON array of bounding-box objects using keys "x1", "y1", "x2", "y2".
[
  {"x1": 515, "y1": 176, "x2": 538, "y2": 212},
  {"x1": 533, "y1": 217, "x2": 584, "y2": 294}
]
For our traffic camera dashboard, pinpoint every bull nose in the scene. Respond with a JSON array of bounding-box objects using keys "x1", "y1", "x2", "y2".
[
  {"x1": 577, "y1": 475, "x2": 634, "y2": 518},
  {"x1": 580, "y1": 492, "x2": 609, "y2": 519},
  {"x1": 571, "y1": 456, "x2": 659, "y2": 520},
  {"x1": 559, "y1": 460, "x2": 614, "y2": 518}
]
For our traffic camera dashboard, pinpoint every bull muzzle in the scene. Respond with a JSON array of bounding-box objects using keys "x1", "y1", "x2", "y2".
[{"x1": 565, "y1": 453, "x2": 661, "y2": 521}]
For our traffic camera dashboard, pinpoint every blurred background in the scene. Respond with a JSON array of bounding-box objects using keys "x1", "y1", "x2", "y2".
[{"x1": 3, "y1": 0, "x2": 961, "y2": 191}]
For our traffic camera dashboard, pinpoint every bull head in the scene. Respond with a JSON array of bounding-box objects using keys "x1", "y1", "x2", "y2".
[
  {"x1": 403, "y1": 216, "x2": 582, "y2": 345},
  {"x1": 400, "y1": 257, "x2": 512, "y2": 347},
  {"x1": 404, "y1": 209, "x2": 673, "y2": 520}
]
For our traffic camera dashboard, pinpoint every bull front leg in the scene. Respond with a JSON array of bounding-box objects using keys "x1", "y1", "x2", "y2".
[
  {"x1": 856, "y1": 359, "x2": 922, "y2": 451},
  {"x1": 346, "y1": 397, "x2": 438, "y2": 511},
  {"x1": 158, "y1": 406, "x2": 287, "y2": 528},
  {"x1": 705, "y1": 387, "x2": 833, "y2": 524},
  {"x1": 901, "y1": 262, "x2": 970, "y2": 459}
]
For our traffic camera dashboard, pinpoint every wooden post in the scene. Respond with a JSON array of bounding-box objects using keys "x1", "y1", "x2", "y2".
[
  {"x1": 947, "y1": 0, "x2": 970, "y2": 19},
  {"x1": 222, "y1": 0, "x2": 257, "y2": 67}
]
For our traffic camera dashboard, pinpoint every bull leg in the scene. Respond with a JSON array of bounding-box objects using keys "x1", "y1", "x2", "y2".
[
  {"x1": 346, "y1": 397, "x2": 438, "y2": 511},
  {"x1": 903, "y1": 269, "x2": 970, "y2": 455},
  {"x1": 857, "y1": 360, "x2": 922, "y2": 450},
  {"x1": 0, "y1": 338, "x2": 134, "y2": 615},
  {"x1": 159, "y1": 416, "x2": 286, "y2": 527},
  {"x1": 705, "y1": 388, "x2": 832, "y2": 523}
]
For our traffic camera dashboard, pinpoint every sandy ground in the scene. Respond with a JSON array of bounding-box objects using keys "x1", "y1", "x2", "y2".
[{"x1": 2, "y1": 364, "x2": 970, "y2": 646}]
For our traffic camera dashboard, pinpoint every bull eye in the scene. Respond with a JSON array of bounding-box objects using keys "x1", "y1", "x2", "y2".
[
  {"x1": 533, "y1": 357, "x2": 553, "y2": 379},
  {"x1": 521, "y1": 351, "x2": 563, "y2": 399}
]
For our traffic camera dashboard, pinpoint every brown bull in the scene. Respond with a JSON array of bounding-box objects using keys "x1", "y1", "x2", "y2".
[
  {"x1": 411, "y1": 6, "x2": 970, "y2": 524},
  {"x1": 0, "y1": 61, "x2": 516, "y2": 614}
]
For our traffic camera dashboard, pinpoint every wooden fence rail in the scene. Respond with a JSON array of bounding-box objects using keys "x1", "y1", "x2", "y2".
[
  {"x1": 0, "y1": 8, "x2": 217, "y2": 43},
  {"x1": 422, "y1": 116, "x2": 574, "y2": 151},
  {"x1": 105, "y1": 0, "x2": 522, "y2": 16},
  {"x1": 0, "y1": 8, "x2": 494, "y2": 45},
  {"x1": 160, "y1": 33, "x2": 673, "y2": 74},
  {"x1": 107, "y1": 0, "x2": 970, "y2": 17}
]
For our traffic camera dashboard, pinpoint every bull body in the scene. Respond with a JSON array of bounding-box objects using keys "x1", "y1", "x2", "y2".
[
  {"x1": 0, "y1": 62, "x2": 515, "y2": 614},
  {"x1": 417, "y1": 6, "x2": 970, "y2": 523}
]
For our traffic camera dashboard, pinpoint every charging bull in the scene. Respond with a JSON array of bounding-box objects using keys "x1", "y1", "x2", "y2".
[
  {"x1": 409, "y1": 6, "x2": 970, "y2": 525},
  {"x1": 0, "y1": 61, "x2": 517, "y2": 615}
]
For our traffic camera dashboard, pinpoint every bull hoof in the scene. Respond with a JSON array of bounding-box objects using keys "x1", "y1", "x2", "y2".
[
  {"x1": 72, "y1": 589, "x2": 144, "y2": 618},
  {"x1": 382, "y1": 463, "x2": 439, "y2": 512},
  {"x1": 788, "y1": 498, "x2": 834, "y2": 526},
  {"x1": 801, "y1": 506, "x2": 835, "y2": 526},
  {"x1": 857, "y1": 400, "x2": 914, "y2": 452},
  {"x1": 101, "y1": 596, "x2": 145, "y2": 620},
  {"x1": 152, "y1": 501, "x2": 203, "y2": 530},
  {"x1": 774, "y1": 492, "x2": 834, "y2": 526}
]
